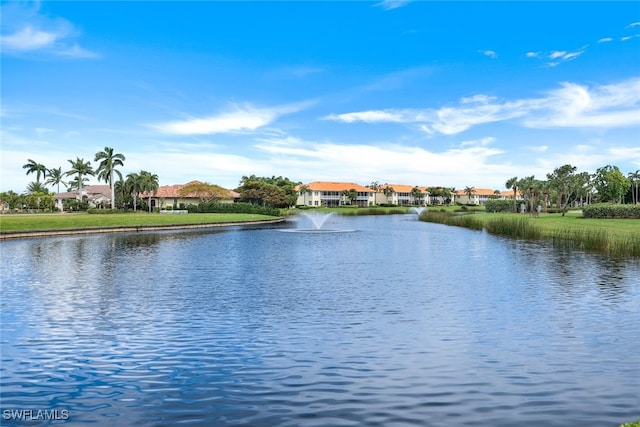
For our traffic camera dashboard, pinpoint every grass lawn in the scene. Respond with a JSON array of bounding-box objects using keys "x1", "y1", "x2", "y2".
[
  {"x1": 477, "y1": 211, "x2": 640, "y2": 240},
  {"x1": 0, "y1": 212, "x2": 279, "y2": 232}
]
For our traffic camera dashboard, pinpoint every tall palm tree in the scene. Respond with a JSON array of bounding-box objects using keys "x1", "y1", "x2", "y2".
[
  {"x1": 95, "y1": 147, "x2": 126, "y2": 209},
  {"x1": 125, "y1": 172, "x2": 143, "y2": 212},
  {"x1": 22, "y1": 159, "x2": 47, "y2": 184},
  {"x1": 628, "y1": 170, "x2": 640, "y2": 205},
  {"x1": 464, "y1": 186, "x2": 476, "y2": 205},
  {"x1": 45, "y1": 167, "x2": 67, "y2": 193},
  {"x1": 140, "y1": 170, "x2": 159, "y2": 212},
  {"x1": 26, "y1": 181, "x2": 48, "y2": 195},
  {"x1": 505, "y1": 176, "x2": 518, "y2": 213},
  {"x1": 66, "y1": 157, "x2": 94, "y2": 201}
]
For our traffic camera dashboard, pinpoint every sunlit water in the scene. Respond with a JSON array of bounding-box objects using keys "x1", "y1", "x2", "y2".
[{"x1": 1, "y1": 215, "x2": 639, "y2": 426}]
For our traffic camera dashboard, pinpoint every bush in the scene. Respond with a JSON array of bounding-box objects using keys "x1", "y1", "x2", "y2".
[
  {"x1": 583, "y1": 204, "x2": 640, "y2": 219},
  {"x1": 187, "y1": 202, "x2": 281, "y2": 216},
  {"x1": 485, "y1": 199, "x2": 514, "y2": 213}
]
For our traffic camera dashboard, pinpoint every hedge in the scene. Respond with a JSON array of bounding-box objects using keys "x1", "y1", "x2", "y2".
[
  {"x1": 187, "y1": 202, "x2": 281, "y2": 216},
  {"x1": 484, "y1": 199, "x2": 515, "y2": 213},
  {"x1": 582, "y1": 204, "x2": 640, "y2": 219}
]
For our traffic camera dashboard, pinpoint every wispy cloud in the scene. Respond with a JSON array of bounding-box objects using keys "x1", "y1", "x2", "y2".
[
  {"x1": 479, "y1": 49, "x2": 497, "y2": 59},
  {"x1": 150, "y1": 101, "x2": 313, "y2": 135},
  {"x1": 0, "y1": 2, "x2": 99, "y2": 58},
  {"x1": 374, "y1": 0, "x2": 413, "y2": 10},
  {"x1": 597, "y1": 37, "x2": 614, "y2": 43},
  {"x1": 527, "y1": 45, "x2": 587, "y2": 67},
  {"x1": 326, "y1": 77, "x2": 640, "y2": 135}
]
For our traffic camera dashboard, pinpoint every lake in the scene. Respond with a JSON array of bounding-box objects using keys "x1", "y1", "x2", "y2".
[{"x1": 1, "y1": 214, "x2": 639, "y2": 426}]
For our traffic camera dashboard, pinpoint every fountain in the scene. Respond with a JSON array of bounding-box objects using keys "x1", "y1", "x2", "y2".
[
  {"x1": 281, "y1": 211, "x2": 354, "y2": 233},
  {"x1": 408, "y1": 207, "x2": 427, "y2": 217}
]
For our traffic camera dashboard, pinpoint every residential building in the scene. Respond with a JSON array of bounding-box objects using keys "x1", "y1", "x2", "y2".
[
  {"x1": 455, "y1": 188, "x2": 510, "y2": 205},
  {"x1": 144, "y1": 181, "x2": 239, "y2": 210},
  {"x1": 53, "y1": 185, "x2": 111, "y2": 211},
  {"x1": 296, "y1": 182, "x2": 376, "y2": 207},
  {"x1": 376, "y1": 184, "x2": 430, "y2": 206}
]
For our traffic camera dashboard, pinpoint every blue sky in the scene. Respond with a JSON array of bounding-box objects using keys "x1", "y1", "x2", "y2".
[{"x1": 2, "y1": 1, "x2": 639, "y2": 193}]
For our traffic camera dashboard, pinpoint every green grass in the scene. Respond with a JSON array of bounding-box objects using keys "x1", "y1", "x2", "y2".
[
  {"x1": 619, "y1": 421, "x2": 640, "y2": 427},
  {"x1": 421, "y1": 210, "x2": 640, "y2": 258},
  {"x1": 0, "y1": 212, "x2": 279, "y2": 232}
]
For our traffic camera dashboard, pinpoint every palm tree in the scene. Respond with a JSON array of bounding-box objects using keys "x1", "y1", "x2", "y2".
[
  {"x1": 45, "y1": 167, "x2": 67, "y2": 193},
  {"x1": 628, "y1": 170, "x2": 640, "y2": 205},
  {"x1": 125, "y1": 172, "x2": 142, "y2": 212},
  {"x1": 505, "y1": 176, "x2": 518, "y2": 213},
  {"x1": 140, "y1": 170, "x2": 159, "y2": 212},
  {"x1": 95, "y1": 147, "x2": 126, "y2": 209},
  {"x1": 26, "y1": 181, "x2": 48, "y2": 195},
  {"x1": 66, "y1": 157, "x2": 94, "y2": 201},
  {"x1": 22, "y1": 159, "x2": 47, "y2": 184},
  {"x1": 383, "y1": 185, "x2": 395, "y2": 204},
  {"x1": 464, "y1": 186, "x2": 476, "y2": 205}
]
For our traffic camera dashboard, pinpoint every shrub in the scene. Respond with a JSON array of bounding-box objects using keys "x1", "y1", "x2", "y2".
[
  {"x1": 187, "y1": 202, "x2": 280, "y2": 216},
  {"x1": 485, "y1": 199, "x2": 514, "y2": 213},
  {"x1": 87, "y1": 208, "x2": 122, "y2": 214},
  {"x1": 583, "y1": 204, "x2": 640, "y2": 219}
]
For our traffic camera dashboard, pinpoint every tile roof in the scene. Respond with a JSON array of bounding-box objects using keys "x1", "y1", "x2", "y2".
[
  {"x1": 53, "y1": 185, "x2": 111, "y2": 200},
  {"x1": 454, "y1": 188, "x2": 503, "y2": 196},
  {"x1": 380, "y1": 184, "x2": 428, "y2": 193}
]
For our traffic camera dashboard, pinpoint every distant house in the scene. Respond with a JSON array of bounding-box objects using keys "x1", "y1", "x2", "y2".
[
  {"x1": 143, "y1": 181, "x2": 239, "y2": 210},
  {"x1": 376, "y1": 184, "x2": 430, "y2": 206},
  {"x1": 455, "y1": 188, "x2": 510, "y2": 205},
  {"x1": 53, "y1": 185, "x2": 111, "y2": 211},
  {"x1": 296, "y1": 182, "x2": 376, "y2": 207}
]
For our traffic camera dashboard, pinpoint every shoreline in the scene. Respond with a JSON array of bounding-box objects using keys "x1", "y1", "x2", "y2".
[{"x1": 0, "y1": 217, "x2": 287, "y2": 240}]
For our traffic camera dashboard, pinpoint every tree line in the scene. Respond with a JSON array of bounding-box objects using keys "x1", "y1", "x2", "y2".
[
  {"x1": 2, "y1": 152, "x2": 639, "y2": 213},
  {"x1": 1, "y1": 147, "x2": 159, "y2": 212}
]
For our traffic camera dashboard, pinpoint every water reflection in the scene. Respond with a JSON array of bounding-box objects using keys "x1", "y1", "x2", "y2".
[{"x1": 1, "y1": 216, "x2": 639, "y2": 426}]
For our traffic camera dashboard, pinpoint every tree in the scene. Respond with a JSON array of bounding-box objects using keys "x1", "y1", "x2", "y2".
[
  {"x1": 546, "y1": 164, "x2": 580, "y2": 216},
  {"x1": 22, "y1": 159, "x2": 47, "y2": 184},
  {"x1": 45, "y1": 167, "x2": 67, "y2": 193},
  {"x1": 342, "y1": 188, "x2": 358, "y2": 206},
  {"x1": 628, "y1": 170, "x2": 640, "y2": 205},
  {"x1": 66, "y1": 157, "x2": 94, "y2": 200},
  {"x1": 383, "y1": 185, "x2": 395, "y2": 204},
  {"x1": 463, "y1": 186, "x2": 476, "y2": 204},
  {"x1": 140, "y1": 171, "x2": 159, "y2": 212},
  {"x1": 125, "y1": 172, "x2": 143, "y2": 211},
  {"x1": 505, "y1": 176, "x2": 518, "y2": 213},
  {"x1": 0, "y1": 191, "x2": 23, "y2": 210},
  {"x1": 298, "y1": 184, "x2": 309, "y2": 206},
  {"x1": 411, "y1": 186, "x2": 424, "y2": 206},
  {"x1": 237, "y1": 175, "x2": 300, "y2": 208},
  {"x1": 95, "y1": 147, "x2": 126, "y2": 210},
  {"x1": 26, "y1": 181, "x2": 48, "y2": 195},
  {"x1": 179, "y1": 181, "x2": 228, "y2": 203},
  {"x1": 593, "y1": 165, "x2": 631, "y2": 203}
]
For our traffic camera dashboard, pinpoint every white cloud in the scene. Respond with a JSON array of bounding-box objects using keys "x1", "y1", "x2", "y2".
[
  {"x1": 626, "y1": 22, "x2": 640, "y2": 29},
  {"x1": 0, "y1": 3, "x2": 99, "y2": 58},
  {"x1": 151, "y1": 102, "x2": 311, "y2": 135},
  {"x1": 374, "y1": 0, "x2": 413, "y2": 10},
  {"x1": 479, "y1": 49, "x2": 497, "y2": 59},
  {"x1": 326, "y1": 77, "x2": 640, "y2": 135},
  {"x1": 597, "y1": 37, "x2": 613, "y2": 43}
]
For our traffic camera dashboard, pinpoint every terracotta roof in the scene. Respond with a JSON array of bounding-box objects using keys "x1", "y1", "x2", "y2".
[
  {"x1": 454, "y1": 188, "x2": 503, "y2": 196},
  {"x1": 380, "y1": 184, "x2": 428, "y2": 193},
  {"x1": 299, "y1": 182, "x2": 374, "y2": 192}
]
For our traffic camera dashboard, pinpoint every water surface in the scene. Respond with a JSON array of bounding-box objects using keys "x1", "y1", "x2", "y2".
[{"x1": 1, "y1": 215, "x2": 639, "y2": 426}]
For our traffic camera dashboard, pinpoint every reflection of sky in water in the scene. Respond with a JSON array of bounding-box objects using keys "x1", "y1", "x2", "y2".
[{"x1": 1, "y1": 217, "x2": 639, "y2": 426}]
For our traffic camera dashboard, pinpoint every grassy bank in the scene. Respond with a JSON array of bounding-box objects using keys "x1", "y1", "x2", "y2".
[
  {"x1": 0, "y1": 212, "x2": 279, "y2": 233},
  {"x1": 421, "y1": 210, "x2": 640, "y2": 258}
]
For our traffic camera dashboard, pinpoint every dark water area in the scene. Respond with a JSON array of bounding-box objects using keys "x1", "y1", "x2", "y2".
[{"x1": 1, "y1": 215, "x2": 639, "y2": 426}]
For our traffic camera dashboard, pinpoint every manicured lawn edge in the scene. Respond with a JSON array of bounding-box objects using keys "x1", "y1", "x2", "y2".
[{"x1": 0, "y1": 213, "x2": 285, "y2": 240}]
